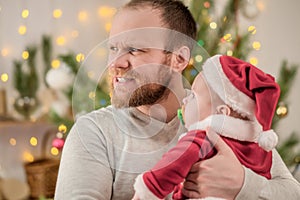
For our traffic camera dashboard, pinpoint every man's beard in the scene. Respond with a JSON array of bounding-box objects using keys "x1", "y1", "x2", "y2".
[{"x1": 110, "y1": 63, "x2": 172, "y2": 108}]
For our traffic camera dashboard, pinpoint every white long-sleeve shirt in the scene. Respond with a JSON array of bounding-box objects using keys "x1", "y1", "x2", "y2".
[{"x1": 55, "y1": 106, "x2": 300, "y2": 199}]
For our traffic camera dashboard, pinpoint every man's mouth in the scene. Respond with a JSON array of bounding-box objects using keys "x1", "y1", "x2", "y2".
[{"x1": 116, "y1": 77, "x2": 133, "y2": 83}]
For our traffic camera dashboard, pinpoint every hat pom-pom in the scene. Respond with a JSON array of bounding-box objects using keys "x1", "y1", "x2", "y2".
[{"x1": 258, "y1": 129, "x2": 278, "y2": 152}]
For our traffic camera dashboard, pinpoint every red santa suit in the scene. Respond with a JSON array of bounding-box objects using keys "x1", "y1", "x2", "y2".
[{"x1": 133, "y1": 55, "x2": 280, "y2": 200}]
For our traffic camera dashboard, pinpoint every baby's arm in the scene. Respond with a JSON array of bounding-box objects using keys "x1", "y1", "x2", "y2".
[{"x1": 133, "y1": 130, "x2": 216, "y2": 199}]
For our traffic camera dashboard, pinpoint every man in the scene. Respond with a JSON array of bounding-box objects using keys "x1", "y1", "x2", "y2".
[{"x1": 55, "y1": 0, "x2": 300, "y2": 199}]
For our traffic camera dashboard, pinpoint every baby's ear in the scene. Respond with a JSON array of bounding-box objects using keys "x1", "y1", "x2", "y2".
[
  {"x1": 216, "y1": 105, "x2": 231, "y2": 116},
  {"x1": 171, "y1": 46, "x2": 190, "y2": 72}
]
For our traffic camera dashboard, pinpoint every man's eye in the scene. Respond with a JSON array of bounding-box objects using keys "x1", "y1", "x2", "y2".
[
  {"x1": 109, "y1": 46, "x2": 118, "y2": 52},
  {"x1": 128, "y1": 47, "x2": 142, "y2": 54}
]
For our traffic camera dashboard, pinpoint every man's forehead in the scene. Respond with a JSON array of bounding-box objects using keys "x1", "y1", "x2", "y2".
[{"x1": 108, "y1": 28, "x2": 170, "y2": 48}]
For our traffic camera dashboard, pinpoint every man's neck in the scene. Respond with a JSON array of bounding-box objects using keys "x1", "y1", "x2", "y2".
[{"x1": 137, "y1": 87, "x2": 186, "y2": 123}]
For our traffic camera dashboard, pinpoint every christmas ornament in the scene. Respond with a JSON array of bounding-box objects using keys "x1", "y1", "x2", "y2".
[
  {"x1": 276, "y1": 102, "x2": 288, "y2": 118},
  {"x1": 241, "y1": 0, "x2": 260, "y2": 19},
  {"x1": 52, "y1": 137, "x2": 65, "y2": 150},
  {"x1": 46, "y1": 63, "x2": 74, "y2": 91}
]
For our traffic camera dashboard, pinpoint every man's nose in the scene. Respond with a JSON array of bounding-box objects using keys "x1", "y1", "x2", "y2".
[{"x1": 109, "y1": 52, "x2": 130, "y2": 69}]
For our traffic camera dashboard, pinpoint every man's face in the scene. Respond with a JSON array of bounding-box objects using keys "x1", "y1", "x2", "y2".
[{"x1": 108, "y1": 7, "x2": 173, "y2": 108}]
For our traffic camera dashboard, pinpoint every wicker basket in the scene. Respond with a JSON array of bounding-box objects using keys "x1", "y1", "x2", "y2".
[{"x1": 24, "y1": 158, "x2": 60, "y2": 199}]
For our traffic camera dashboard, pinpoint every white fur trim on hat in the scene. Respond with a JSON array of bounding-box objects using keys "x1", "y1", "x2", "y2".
[
  {"x1": 133, "y1": 174, "x2": 162, "y2": 200},
  {"x1": 202, "y1": 55, "x2": 256, "y2": 119},
  {"x1": 258, "y1": 129, "x2": 278, "y2": 152}
]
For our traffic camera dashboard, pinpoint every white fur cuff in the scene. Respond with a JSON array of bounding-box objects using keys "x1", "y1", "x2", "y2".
[{"x1": 133, "y1": 174, "x2": 162, "y2": 200}]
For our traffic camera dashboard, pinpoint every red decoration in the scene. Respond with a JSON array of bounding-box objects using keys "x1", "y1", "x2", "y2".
[{"x1": 52, "y1": 138, "x2": 65, "y2": 150}]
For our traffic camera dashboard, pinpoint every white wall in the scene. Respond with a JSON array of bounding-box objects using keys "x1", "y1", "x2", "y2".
[{"x1": 0, "y1": 0, "x2": 299, "y2": 142}]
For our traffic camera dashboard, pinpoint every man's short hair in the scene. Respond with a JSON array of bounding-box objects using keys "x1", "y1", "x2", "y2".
[{"x1": 124, "y1": 0, "x2": 197, "y2": 41}]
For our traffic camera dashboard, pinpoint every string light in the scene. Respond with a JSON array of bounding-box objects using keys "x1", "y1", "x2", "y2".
[
  {"x1": 51, "y1": 147, "x2": 59, "y2": 156},
  {"x1": 9, "y1": 138, "x2": 17, "y2": 146},
  {"x1": 71, "y1": 30, "x2": 79, "y2": 38},
  {"x1": 210, "y1": 22, "x2": 217, "y2": 29},
  {"x1": 1, "y1": 48, "x2": 9, "y2": 57},
  {"x1": 30, "y1": 137, "x2": 38, "y2": 146},
  {"x1": 76, "y1": 53, "x2": 85, "y2": 62},
  {"x1": 98, "y1": 6, "x2": 116, "y2": 18},
  {"x1": 105, "y1": 22, "x2": 112, "y2": 32},
  {"x1": 252, "y1": 41, "x2": 261, "y2": 50},
  {"x1": 56, "y1": 36, "x2": 66, "y2": 46},
  {"x1": 21, "y1": 9, "x2": 29, "y2": 19},
  {"x1": 22, "y1": 50, "x2": 29, "y2": 60},
  {"x1": 1, "y1": 73, "x2": 8, "y2": 82},
  {"x1": 89, "y1": 91, "x2": 96, "y2": 100},
  {"x1": 223, "y1": 33, "x2": 232, "y2": 42},
  {"x1": 226, "y1": 50, "x2": 233, "y2": 56},
  {"x1": 203, "y1": 1, "x2": 211, "y2": 8},
  {"x1": 53, "y1": 9, "x2": 63, "y2": 19},
  {"x1": 23, "y1": 151, "x2": 34, "y2": 162},
  {"x1": 195, "y1": 55, "x2": 203, "y2": 63},
  {"x1": 249, "y1": 57, "x2": 258, "y2": 65},
  {"x1": 189, "y1": 58, "x2": 194, "y2": 65},
  {"x1": 58, "y1": 124, "x2": 67, "y2": 133},
  {"x1": 51, "y1": 59, "x2": 60, "y2": 68},
  {"x1": 78, "y1": 11, "x2": 88, "y2": 22},
  {"x1": 18, "y1": 25, "x2": 27, "y2": 35},
  {"x1": 248, "y1": 25, "x2": 257, "y2": 34}
]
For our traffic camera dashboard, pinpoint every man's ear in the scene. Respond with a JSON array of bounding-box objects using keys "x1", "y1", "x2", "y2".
[
  {"x1": 216, "y1": 105, "x2": 231, "y2": 116},
  {"x1": 171, "y1": 46, "x2": 190, "y2": 72}
]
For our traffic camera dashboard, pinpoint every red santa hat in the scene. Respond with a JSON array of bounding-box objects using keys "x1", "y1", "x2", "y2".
[{"x1": 202, "y1": 55, "x2": 280, "y2": 151}]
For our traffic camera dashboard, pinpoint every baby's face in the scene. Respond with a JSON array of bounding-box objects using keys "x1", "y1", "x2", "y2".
[{"x1": 182, "y1": 73, "x2": 212, "y2": 129}]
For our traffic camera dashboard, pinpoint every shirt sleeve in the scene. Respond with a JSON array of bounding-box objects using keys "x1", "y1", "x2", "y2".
[
  {"x1": 55, "y1": 116, "x2": 113, "y2": 200},
  {"x1": 236, "y1": 149, "x2": 300, "y2": 199}
]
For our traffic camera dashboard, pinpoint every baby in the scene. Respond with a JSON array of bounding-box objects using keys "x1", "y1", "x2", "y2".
[{"x1": 133, "y1": 55, "x2": 280, "y2": 199}]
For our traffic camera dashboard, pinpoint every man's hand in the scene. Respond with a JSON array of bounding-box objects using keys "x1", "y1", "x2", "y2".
[{"x1": 182, "y1": 128, "x2": 245, "y2": 199}]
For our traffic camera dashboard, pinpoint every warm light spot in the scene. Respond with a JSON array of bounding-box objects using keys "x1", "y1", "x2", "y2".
[
  {"x1": 226, "y1": 50, "x2": 233, "y2": 56},
  {"x1": 87, "y1": 71, "x2": 95, "y2": 79},
  {"x1": 23, "y1": 151, "x2": 34, "y2": 162},
  {"x1": 22, "y1": 50, "x2": 29, "y2": 60},
  {"x1": 223, "y1": 16, "x2": 227, "y2": 22},
  {"x1": 223, "y1": 33, "x2": 232, "y2": 42},
  {"x1": 30, "y1": 137, "x2": 38, "y2": 146},
  {"x1": 21, "y1": 9, "x2": 29, "y2": 18},
  {"x1": 76, "y1": 53, "x2": 85, "y2": 62},
  {"x1": 97, "y1": 48, "x2": 107, "y2": 57},
  {"x1": 98, "y1": 6, "x2": 116, "y2": 18},
  {"x1": 78, "y1": 11, "x2": 88, "y2": 22},
  {"x1": 210, "y1": 22, "x2": 217, "y2": 29},
  {"x1": 58, "y1": 124, "x2": 67, "y2": 133},
  {"x1": 56, "y1": 132, "x2": 64, "y2": 139},
  {"x1": 203, "y1": 1, "x2": 211, "y2": 8},
  {"x1": 56, "y1": 36, "x2": 66, "y2": 46},
  {"x1": 89, "y1": 91, "x2": 96, "y2": 100},
  {"x1": 195, "y1": 55, "x2": 203, "y2": 63},
  {"x1": 53, "y1": 9, "x2": 62, "y2": 18},
  {"x1": 252, "y1": 41, "x2": 261, "y2": 50},
  {"x1": 1, "y1": 73, "x2": 8, "y2": 82},
  {"x1": 249, "y1": 57, "x2": 258, "y2": 65},
  {"x1": 18, "y1": 25, "x2": 27, "y2": 35},
  {"x1": 51, "y1": 147, "x2": 59, "y2": 156},
  {"x1": 248, "y1": 26, "x2": 257, "y2": 34},
  {"x1": 105, "y1": 22, "x2": 112, "y2": 32},
  {"x1": 189, "y1": 58, "x2": 194, "y2": 65},
  {"x1": 257, "y1": 0, "x2": 265, "y2": 11},
  {"x1": 9, "y1": 138, "x2": 17, "y2": 146},
  {"x1": 1, "y1": 48, "x2": 9, "y2": 57},
  {"x1": 51, "y1": 59, "x2": 60, "y2": 69},
  {"x1": 71, "y1": 30, "x2": 79, "y2": 38}
]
